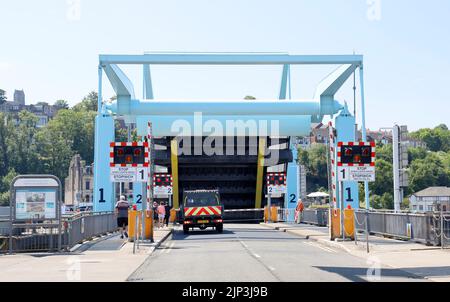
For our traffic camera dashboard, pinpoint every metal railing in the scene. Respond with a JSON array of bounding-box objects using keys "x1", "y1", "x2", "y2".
[
  {"x1": 0, "y1": 211, "x2": 117, "y2": 254},
  {"x1": 61, "y1": 211, "x2": 116, "y2": 250}
]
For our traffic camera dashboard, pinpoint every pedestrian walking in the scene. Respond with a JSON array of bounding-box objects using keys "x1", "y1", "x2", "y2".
[
  {"x1": 157, "y1": 202, "x2": 166, "y2": 228},
  {"x1": 115, "y1": 195, "x2": 130, "y2": 239},
  {"x1": 295, "y1": 199, "x2": 305, "y2": 224},
  {"x1": 164, "y1": 202, "x2": 172, "y2": 227}
]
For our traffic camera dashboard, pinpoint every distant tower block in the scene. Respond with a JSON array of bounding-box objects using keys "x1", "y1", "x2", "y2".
[{"x1": 13, "y1": 89, "x2": 25, "y2": 105}]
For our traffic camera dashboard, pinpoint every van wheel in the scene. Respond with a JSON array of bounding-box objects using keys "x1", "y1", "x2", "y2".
[
  {"x1": 183, "y1": 226, "x2": 189, "y2": 234},
  {"x1": 216, "y1": 224, "x2": 223, "y2": 233}
]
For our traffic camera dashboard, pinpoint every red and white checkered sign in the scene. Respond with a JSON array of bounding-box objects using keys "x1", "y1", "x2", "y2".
[
  {"x1": 337, "y1": 141, "x2": 376, "y2": 167},
  {"x1": 109, "y1": 142, "x2": 149, "y2": 167}
]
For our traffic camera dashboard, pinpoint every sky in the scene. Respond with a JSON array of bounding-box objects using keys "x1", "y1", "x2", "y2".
[{"x1": 0, "y1": 0, "x2": 449, "y2": 131}]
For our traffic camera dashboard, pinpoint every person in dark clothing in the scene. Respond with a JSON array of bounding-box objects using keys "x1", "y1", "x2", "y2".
[
  {"x1": 164, "y1": 202, "x2": 172, "y2": 227},
  {"x1": 152, "y1": 201, "x2": 158, "y2": 221}
]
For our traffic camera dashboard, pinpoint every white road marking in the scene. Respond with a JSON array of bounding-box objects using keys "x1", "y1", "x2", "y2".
[
  {"x1": 304, "y1": 242, "x2": 337, "y2": 253},
  {"x1": 164, "y1": 242, "x2": 175, "y2": 254},
  {"x1": 253, "y1": 253, "x2": 261, "y2": 258}
]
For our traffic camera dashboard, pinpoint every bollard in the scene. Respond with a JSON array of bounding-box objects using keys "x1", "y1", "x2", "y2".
[
  {"x1": 271, "y1": 206, "x2": 279, "y2": 223},
  {"x1": 143, "y1": 209, "x2": 153, "y2": 241},
  {"x1": 170, "y1": 208, "x2": 177, "y2": 224}
]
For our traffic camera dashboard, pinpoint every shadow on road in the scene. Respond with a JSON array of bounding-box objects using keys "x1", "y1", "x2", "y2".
[{"x1": 313, "y1": 266, "x2": 427, "y2": 282}]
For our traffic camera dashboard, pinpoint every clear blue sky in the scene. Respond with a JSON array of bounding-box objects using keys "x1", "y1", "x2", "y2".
[{"x1": 1, "y1": 0, "x2": 449, "y2": 131}]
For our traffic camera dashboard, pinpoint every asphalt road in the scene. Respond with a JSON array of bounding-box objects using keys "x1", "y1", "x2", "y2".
[{"x1": 128, "y1": 224, "x2": 425, "y2": 282}]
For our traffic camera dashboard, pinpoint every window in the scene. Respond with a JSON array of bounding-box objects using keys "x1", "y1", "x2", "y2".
[
  {"x1": 419, "y1": 205, "x2": 424, "y2": 211},
  {"x1": 85, "y1": 181, "x2": 90, "y2": 190}
]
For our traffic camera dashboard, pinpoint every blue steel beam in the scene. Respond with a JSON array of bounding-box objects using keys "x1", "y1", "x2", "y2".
[
  {"x1": 104, "y1": 99, "x2": 343, "y2": 117},
  {"x1": 143, "y1": 65, "x2": 154, "y2": 99},
  {"x1": 279, "y1": 65, "x2": 290, "y2": 100},
  {"x1": 99, "y1": 54, "x2": 363, "y2": 66}
]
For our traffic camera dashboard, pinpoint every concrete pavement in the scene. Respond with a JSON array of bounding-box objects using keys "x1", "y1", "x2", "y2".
[
  {"x1": 262, "y1": 222, "x2": 450, "y2": 282},
  {"x1": 128, "y1": 224, "x2": 425, "y2": 282},
  {"x1": 0, "y1": 227, "x2": 173, "y2": 282}
]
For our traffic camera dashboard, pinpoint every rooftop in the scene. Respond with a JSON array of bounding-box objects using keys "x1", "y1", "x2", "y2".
[{"x1": 413, "y1": 187, "x2": 450, "y2": 197}]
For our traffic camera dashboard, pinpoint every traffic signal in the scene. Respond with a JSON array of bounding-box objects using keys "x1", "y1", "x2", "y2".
[
  {"x1": 267, "y1": 173, "x2": 286, "y2": 186},
  {"x1": 337, "y1": 142, "x2": 376, "y2": 166},
  {"x1": 154, "y1": 174, "x2": 172, "y2": 187},
  {"x1": 113, "y1": 145, "x2": 146, "y2": 165}
]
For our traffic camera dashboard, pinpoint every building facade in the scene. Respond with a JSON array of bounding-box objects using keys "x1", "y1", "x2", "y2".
[
  {"x1": 409, "y1": 187, "x2": 450, "y2": 212},
  {"x1": 0, "y1": 100, "x2": 62, "y2": 127},
  {"x1": 65, "y1": 154, "x2": 134, "y2": 210},
  {"x1": 13, "y1": 89, "x2": 25, "y2": 105}
]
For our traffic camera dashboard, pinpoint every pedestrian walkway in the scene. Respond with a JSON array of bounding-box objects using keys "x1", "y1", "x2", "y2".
[
  {"x1": 0, "y1": 227, "x2": 173, "y2": 282},
  {"x1": 261, "y1": 222, "x2": 450, "y2": 282}
]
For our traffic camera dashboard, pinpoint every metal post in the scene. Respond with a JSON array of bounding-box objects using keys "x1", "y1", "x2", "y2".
[
  {"x1": 359, "y1": 66, "x2": 370, "y2": 210},
  {"x1": 393, "y1": 125, "x2": 401, "y2": 213},
  {"x1": 365, "y1": 210, "x2": 370, "y2": 253},
  {"x1": 340, "y1": 181, "x2": 345, "y2": 240},
  {"x1": 441, "y1": 206, "x2": 444, "y2": 249}
]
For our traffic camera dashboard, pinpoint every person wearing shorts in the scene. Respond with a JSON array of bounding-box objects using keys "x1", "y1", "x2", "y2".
[
  {"x1": 115, "y1": 195, "x2": 129, "y2": 239},
  {"x1": 157, "y1": 202, "x2": 166, "y2": 228}
]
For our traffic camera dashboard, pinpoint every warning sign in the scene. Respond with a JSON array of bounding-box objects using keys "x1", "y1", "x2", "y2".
[
  {"x1": 110, "y1": 167, "x2": 149, "y2": 183},
  {"x1": 348, "y1": 166, "x2": 375, "y2": 182}
]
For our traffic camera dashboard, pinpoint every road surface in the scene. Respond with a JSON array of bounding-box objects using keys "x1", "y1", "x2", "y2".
[{"x1": 128, "y1": 224, "x2": 425, "y2": 282}]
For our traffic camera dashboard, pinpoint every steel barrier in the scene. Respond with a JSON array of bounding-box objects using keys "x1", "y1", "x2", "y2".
[
  {"x1": 61, "y1": 211, "x2": 116, "y2": 250},
  {"x1": 0, "y1": 211, "x2": 117, "y2": 253}
]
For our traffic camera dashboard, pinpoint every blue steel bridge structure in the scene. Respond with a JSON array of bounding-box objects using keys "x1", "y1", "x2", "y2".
[{"x1": 93, "y1": 52, "x2": 369, "y2": 220}]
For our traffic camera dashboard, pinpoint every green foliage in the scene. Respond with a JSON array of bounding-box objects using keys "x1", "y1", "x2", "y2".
[
  {"x1": 408, "y1": 147, "x2": 428, "y2": 162},
  {"x1": 408, "y1": 153, "x2": 450, "y2": 193},
  {"x1": 0, "y1": 169, "x2": 18, "y2": 206},
  {"x1": 9, "y1": 111, "x2": 41, "y2": 174},
  {"x1": 410, "y1": 124, "x2": 450, "y2": 152},
  {"x1": 54, "y1": 99, "x2": 69, "y2": 109},
  {"x1": 0, "y1": 92, "x2": 98, "y2": 200},
  {"x1": 298, "y1": 143, "x2": 329, "y2": 193},
  {"x1": 297, "y1": 128, "x2": 450, "y2": 210},
  {"x1": 72, "y1": 91, "x2": 98, "y2": 112},
  {"x1": 244, "y1": 96, "x2": 256, "y2": 100}
]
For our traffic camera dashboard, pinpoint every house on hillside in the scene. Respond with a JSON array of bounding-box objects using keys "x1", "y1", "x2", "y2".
[{"x1": 409, "y1": 187, "x2": 450, "y2": 212}]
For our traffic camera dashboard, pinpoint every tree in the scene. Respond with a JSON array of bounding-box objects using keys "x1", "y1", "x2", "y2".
[
  {"x1": 0, "y1": 89, "x2": 6, "y2": 105},
  {"x1": 0, "y1": 169, "x2": 18, "y2": 206},
  {"x1": 0, "y1": 113, "x2": 14, "y2": 177},
  {"x1": 45, "y1": 109, "x2": 96, "y2": 165},
  {"x1": 410, "y1": 125, "x2": 450, "y2": 152},
  {"x1": 408, "y1": 153, "x2": 450, "y2": 193},
  {"x1": 244, "y1": 96, "x2": 256, "y2": 100},
  {"x1": 8, "y1": 111, "x2": 40, "y2": 174},
  {"x1": 408, "y1": 147, "x2": 428, "y2": 162},
  {"x1": 54, "y1": 99, "x2": 69, "y2": 109},
  {"x1": 369, "y1": 159, "x2": 393, "y2": 197},
  {"x1": 298, "y1": 143, "x2": 328, "y2": 193},
  {"x1": 36, "y1": 126, "x2": 73, "y2": 186},
  {"x1": 73, "y1": 91, "x2": 98, "y2": 112}
]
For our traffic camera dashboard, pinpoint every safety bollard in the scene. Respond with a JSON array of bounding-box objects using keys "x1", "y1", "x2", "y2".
[{"x1": 170, "y1": 208, "x2": 177, "y2": 224}]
